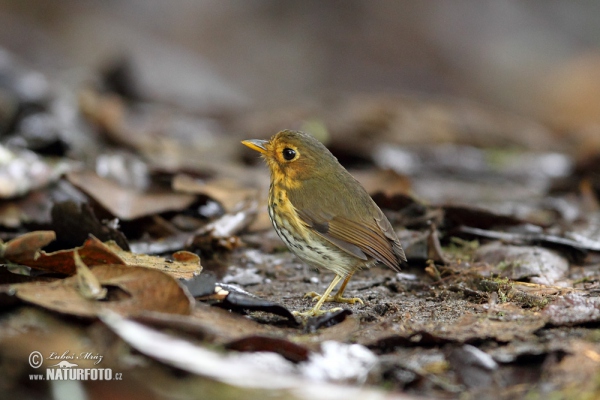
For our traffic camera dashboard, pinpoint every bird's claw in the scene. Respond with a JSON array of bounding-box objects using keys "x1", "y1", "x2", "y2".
[
  {"x1": 303, "y1": 291, "x2": 364, "y2": 305},
  {"x1": 292, "y1": 307, "x2": 343, "y2": 318},
  {"x1": 304, "y1": 291, "x2": 321, "y2": 301},
  {"x1": 336, "y1": 297, "x2": 363, "y2": 305}
]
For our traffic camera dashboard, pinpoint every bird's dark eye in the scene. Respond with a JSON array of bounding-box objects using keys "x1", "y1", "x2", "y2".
[{"x1": 282, "y1": 148, "x2": 296, "y2": 160}]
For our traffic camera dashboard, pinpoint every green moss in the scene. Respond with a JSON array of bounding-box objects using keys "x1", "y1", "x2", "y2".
[
  {"x1": 476, "y1": 278, "x2": 550, "y2": 309},
  {"x1": 584, "y1": 329, "x2": 600, "y2": 343},
  {"x1": 443, "y1": 237, "x2": 480, "y2": 262},
  {"x1": 484, "y1": 147, "x2": 523, "y2": 170},
  {"x1": 498, "y1": 288, "x2": 508, "y2": 303},
  {"x1": 495, "y1": 260, "x2": 523, "y2": 272}
]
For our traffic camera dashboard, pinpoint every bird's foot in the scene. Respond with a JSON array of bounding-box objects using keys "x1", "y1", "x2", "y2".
[
  {"x1": 292, "y1": 307, "x2": 343, "y2": 318},
  {"x1": 304, "y1": 291, "x2": 364, "y2": 305}
]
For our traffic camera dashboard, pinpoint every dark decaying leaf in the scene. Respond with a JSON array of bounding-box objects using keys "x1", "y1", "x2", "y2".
[
  {"x1": 13, "y1": 264, "x2": 194, "y2": 317},
  {"x1": 51, "y1": 201, "x2": 130, "y2": 250},
  {"x1": 216, "y1": 292, "x2": 298, "y2": 324},
  {"x1": 179, "y1": 271, "x2": 217, "y2": 297},
  {"x1": 304, "y1": 309, "x2": 353, "y2": 334},
  {"x1": 226, "y1": 336, "x2": 310, "y2": 363}
]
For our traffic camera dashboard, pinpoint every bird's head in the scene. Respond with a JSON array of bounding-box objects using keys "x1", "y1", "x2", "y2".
[{"x1": 242, "y1": 130, "x2": 335, "y2": 187}]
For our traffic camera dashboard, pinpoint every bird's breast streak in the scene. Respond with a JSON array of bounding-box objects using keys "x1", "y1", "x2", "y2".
[
  {"x1": 269, "y1": 186, "x2": 308, "y2": 240},
  {"x1": 269, "y1": 185, "x2": 359, "y2": 276}
]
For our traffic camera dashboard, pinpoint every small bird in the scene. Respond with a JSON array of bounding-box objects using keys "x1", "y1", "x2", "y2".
[{"x1": 242, "y1": 130, "x2": 406, "y2": 317}]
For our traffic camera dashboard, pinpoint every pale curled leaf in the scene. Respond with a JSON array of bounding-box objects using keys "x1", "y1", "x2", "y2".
[
  {"x1": 105, "y1": 241, "x2": 202, "y2": 280},
  {"x1": 74, "y1": 250, "x2": 107, "y2": 300},
  {"x1": 195, "y1": 199, "x2": 258, "y2": 238}
]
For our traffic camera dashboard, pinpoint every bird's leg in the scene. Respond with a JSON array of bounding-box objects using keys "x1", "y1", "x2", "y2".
[
  {"x1": 330, "y1": 272, "x2": 364, "y2": 304},
  {"x1": 304, "y1": 272, "x2": 364, "y2": 305},
  {"x1": 293, "y1": 274, "x2": 343, "y2": 317}
]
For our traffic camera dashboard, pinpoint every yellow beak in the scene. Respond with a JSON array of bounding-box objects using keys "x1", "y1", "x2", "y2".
[{"x1": 241, "y1": 139, "x2": 268, "y2": 154}]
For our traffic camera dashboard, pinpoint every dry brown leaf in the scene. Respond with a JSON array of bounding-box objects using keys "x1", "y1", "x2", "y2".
[
  {"x1": 13, "y1": 264, "x2": 194, "y2": 317},
  {"x1": 1, "y1": 230, "x2": 56, "y2": 259},
  {"x1": 105, "y1": 241, "x2": 201, "y2": 280},
  {"x1": 67, "y1": 170, "x2": 197, "y2": 220},
  {"x1": 172, "y1": 251, "x2": 200, "y2": 264},
  {"x1": 172, "y1": 174, "x2": 258, "y2": 212},
  {"x1": 11, "y1": 236, "x2": 125, "y2": 275}
]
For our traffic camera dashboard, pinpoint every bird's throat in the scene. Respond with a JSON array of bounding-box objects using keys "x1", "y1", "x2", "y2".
[
  {"x1": 269, "y1": 167, "x2": 302, "y2": 190},
  {"x1": 268, "y1": 183, "x2": 308, "y2": 240}
]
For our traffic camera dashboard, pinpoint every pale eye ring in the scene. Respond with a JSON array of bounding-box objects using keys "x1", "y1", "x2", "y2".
[{"x1": 282, "y1": 148, "x2": 296, "y2": 160}]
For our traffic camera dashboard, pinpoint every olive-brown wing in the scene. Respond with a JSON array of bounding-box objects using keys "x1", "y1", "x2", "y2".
[
  {"x1": 297, "y1": 208, "x2": 403, "y2": 272},
  {"x1": 374, "y1": 207, "x2": 407, "y2": 264}
]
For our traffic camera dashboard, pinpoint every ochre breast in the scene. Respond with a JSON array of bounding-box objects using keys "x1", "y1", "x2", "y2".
[
  {"x1": 268, "y1": 183, "x2": 309, "y2": 242},
  {"x1": 268, "y1": 182, "x2": 365, "y2": 276}
]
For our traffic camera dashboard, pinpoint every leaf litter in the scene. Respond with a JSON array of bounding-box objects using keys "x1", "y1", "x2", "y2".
[{"x1": 1, "y1": 37, "x2": 600, "y2": 400}]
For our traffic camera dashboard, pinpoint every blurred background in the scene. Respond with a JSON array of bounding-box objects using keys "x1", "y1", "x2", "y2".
[
  {"x1": 1, "y1": 0, "x2": 600, "y2": 152},
  {"x1": 3, "y1": 5, "x2": 600, "y2": 398}
]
